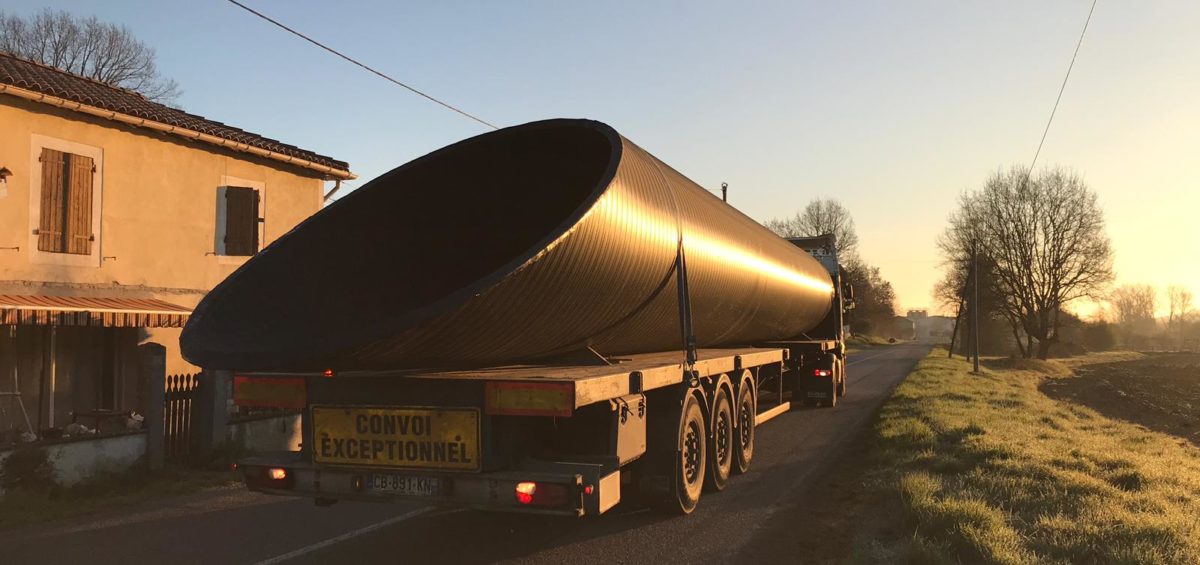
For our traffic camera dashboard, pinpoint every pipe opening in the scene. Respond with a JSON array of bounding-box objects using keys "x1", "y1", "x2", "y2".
[{"x1": 184, "y1": 120, "x2": 620, "y2": 368}]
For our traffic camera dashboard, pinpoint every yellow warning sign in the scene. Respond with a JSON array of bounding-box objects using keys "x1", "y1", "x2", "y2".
[{"x1": 312, "y1": 406, "x2": 480, "y2": 471}]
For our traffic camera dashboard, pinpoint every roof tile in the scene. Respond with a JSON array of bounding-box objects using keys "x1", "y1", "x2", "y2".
[{"x1": 0, "y1": 52, "x2": 349, "y2": 173}]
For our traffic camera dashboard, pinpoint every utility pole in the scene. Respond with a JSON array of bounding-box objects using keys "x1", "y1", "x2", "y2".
[
  {"x1": 972, "y1": 243, "x2": 981, "y2": 374},
  {"x1": 721, "y1": 182, "x2": 728, "y2": 202},
  {"x1": 947, "y1": 296, "x2": 964, "y2": 359}
]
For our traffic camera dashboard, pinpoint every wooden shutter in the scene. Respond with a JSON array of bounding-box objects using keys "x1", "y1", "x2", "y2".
[
  {"x1": 37, "y1": 149, "x2": 95, "y2": 255},
  {"x1": 66, "y1": 154, "x2": 95, "y2": 255},
  {"x1": 224, "y1": 187, "x2": 259, "y2": 256},
  {"x1": 37, "y1": 148, "x2": 66, "y2": 253}
]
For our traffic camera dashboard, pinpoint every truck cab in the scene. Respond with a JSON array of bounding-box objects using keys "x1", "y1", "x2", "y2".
[{"x1": 778, "y1": 234, "x2": 854, "y2": 406}]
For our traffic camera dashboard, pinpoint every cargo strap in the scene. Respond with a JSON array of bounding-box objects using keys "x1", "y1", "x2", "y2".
[
  {"x1": 675, "y1": 241, "x2": 698, "y2": 373},
  {"x1": 643, "y1": 144, "x2": 699, "y2": 383}
]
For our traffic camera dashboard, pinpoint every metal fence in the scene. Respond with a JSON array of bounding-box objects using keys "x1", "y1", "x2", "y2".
[
  {"x1": 164, "y1": 373, "x2": 198, "y2": 461},
  {"x1": 1140, "y1": 339, "x2": 1200, "y2": 353}
]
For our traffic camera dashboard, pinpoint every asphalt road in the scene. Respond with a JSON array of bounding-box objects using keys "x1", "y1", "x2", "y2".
[{"x1": 1, "y1": 342, "x2": 930, "y2": 565}]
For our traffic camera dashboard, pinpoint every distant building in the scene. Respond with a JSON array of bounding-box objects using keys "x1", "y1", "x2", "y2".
[
  {"x1": 906, "y1": 310, "x2": 956, "y2": 341},
  {"x1": 0, "y1": 52, "x2": 353, "y2": 442}
]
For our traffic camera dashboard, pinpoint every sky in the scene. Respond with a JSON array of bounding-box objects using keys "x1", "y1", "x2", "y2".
[{"x1": 9, "y1": 1, "x2": 1199, "y2": 316}]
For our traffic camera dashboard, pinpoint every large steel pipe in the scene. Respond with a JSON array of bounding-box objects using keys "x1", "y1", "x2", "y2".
[{"x1": 181, "y1": 119, "x2": 834, "y2": 371}]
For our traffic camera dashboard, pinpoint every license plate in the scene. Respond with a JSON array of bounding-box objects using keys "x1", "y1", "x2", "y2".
[
  {"x1": 312, "y1": 406, "x2": 480, "y2": 471},
  {"x1": 367, "y1": 474, "x2": 441, "y2": 496}
]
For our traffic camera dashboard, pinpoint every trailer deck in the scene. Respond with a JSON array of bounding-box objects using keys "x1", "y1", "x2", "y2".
[
  {"x1": 237, "y1": 346, "x2": 794, "y2": 516},
  {"x1": 330, "y1": 347, "x2": 786, "y2": 408}
]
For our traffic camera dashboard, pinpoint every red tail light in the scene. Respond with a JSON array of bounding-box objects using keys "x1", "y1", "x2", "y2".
[
  {"x1": 514, "y1": 481, "x2": 571, "y2": 507},
  {"x1": 515, "y1": 482, "x2": 537, "y2": 505},
  {"x1": 243, "y1": 465, "x2": 294, "y2": 490},
  {"x1": 813, "y1": 369, "x2": 831, "y2": 377}
]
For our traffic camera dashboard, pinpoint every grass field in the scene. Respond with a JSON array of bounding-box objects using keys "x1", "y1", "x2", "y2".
[{"x1": 854, "y1": 349, "x2": 1200, "y2": 564}]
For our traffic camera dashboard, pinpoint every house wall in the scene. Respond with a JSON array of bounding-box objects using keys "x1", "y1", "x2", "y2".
[{"x1": 0, "y1": 96, "x2": 327, "y2": 374}]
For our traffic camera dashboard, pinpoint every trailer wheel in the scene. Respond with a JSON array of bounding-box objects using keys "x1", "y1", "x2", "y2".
[
  {"x1": 733, "y1": 380, "x2": 755, "y2": 475},
  {"x1": 655, "y1": 393, "x2": 706, "y2": 514},
  {"x1": 825, "y1": 371, "x2": 839, "y2": 408},
  {"x1": 706, "y1": 387, "x2": 734, "y2": 491}
]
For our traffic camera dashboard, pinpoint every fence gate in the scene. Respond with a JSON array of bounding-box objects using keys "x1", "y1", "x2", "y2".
[{"x1": 164, "y1": 373, "x2": 198, "y2": 461}]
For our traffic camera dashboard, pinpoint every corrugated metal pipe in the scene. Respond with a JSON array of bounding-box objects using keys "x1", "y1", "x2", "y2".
[{"x1": 181, "y1": 119, "x2": 834, "y2": 371}]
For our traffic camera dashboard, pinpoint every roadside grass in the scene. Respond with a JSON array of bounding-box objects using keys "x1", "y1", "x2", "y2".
[
  {"x1": 847, "y1": 334, "x2": 897, "y2": 353},
  {"x1": 856, "y1": 349, "x2": 1200, "y2": 564},
  {"x1": 0, "y1": 465, "x2": 237, "y2": 529}
]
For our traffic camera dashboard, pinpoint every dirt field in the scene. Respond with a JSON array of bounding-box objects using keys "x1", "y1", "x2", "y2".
[{"x1": 1041, "y1": 353, "x2": 1200, "y2": 446}]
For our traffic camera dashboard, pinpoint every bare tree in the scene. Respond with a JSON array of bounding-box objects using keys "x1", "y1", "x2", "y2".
[
  {"x1": 764, "y1": 198, "x2": 859, "y2": 258},
  {"x1": 1167, "y1": 285, "x2": 1194, "y2": 341},
  {"x1": 0, "y1": 8, "x2": 180, "y2": 103},
  {"x1": 1112, "y1": 285, "x2": 1156, "y2": 326},
  {"x1": 1112, "y1": 284, "x2": 1157, "y2": 346},
  {"x1": 933, "y1": 248, "x2": 1020, "y2": 355},
  {"x1": 938, "y1": 166, "x2": 1114, "y2": 359}
]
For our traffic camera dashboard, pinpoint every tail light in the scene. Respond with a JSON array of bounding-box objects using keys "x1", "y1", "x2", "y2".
[
  {"x1": 813, "y1": 369, "x2": 832, "y2": 377},
  {"x1": 514, "y1": 481, "x2": 571, "y2": 507},
  {"x1": 515, "y1": 482, "x2": 537, "y2": 504},
  {"x1": 243, "y1": 465, "x2": 294, "y2": 490}
]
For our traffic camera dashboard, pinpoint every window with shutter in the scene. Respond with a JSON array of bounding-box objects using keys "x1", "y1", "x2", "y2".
[
  {"x1": 223, "y1": 186, "x2": 260, "y2": 256},
  {"x1": 38, "y1": 148, "x2": 95, "y2": 255}
]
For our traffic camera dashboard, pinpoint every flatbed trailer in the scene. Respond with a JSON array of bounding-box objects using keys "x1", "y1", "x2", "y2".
[
  {"x1": 236, "y1": 341, "x2": 847, "y2": 516},
  {"x1": 179, "y1": 122, "x2": 860, "y2": 516}
]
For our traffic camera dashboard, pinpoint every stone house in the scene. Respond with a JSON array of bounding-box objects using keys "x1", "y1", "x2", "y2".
[{"x1": 0, "y1": 52, "x2": 353, "y2": 445}]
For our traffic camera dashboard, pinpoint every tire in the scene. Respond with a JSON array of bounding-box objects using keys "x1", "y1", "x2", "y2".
[
  {"x1": 825, "y1": 371, "x2": 838, "y2": 407},
  {"x1": 733, "y1": 379, "x2": 755, "y2": 475},
  {"x1": 652, "y1": 392, "x2": 706, "y2": 514},
  {"x1": 706, "y1": 387, "x2": 734, "y2": 491}
]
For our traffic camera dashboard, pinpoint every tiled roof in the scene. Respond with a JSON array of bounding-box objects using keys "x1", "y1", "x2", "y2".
[{"x1": 0, "y1": 52, "x2": 350, "y2": 174}]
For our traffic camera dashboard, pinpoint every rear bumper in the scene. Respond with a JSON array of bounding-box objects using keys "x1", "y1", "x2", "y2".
[{"x1": 238, "y1": 453, "x2": 618, "y2": 517}]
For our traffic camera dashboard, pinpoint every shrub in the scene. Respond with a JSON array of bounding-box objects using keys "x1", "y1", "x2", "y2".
[
  {"x1": 0, "y1": 447, "x2": 58, "y2": 494},
  {"x1": 1081, "y1": 322, "x2": 1117, "y2": 351}
]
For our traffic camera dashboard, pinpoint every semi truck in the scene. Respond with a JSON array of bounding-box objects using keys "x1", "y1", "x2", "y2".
[{"x1": 181, "y1": 119, "x2": 853, "y2": 516}]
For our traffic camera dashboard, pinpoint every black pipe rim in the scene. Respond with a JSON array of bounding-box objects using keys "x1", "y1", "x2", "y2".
[{"x1": 182, "y1": 118, "x2": 624, "y2": 370}]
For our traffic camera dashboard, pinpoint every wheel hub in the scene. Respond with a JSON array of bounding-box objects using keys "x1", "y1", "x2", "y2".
[
  {"x1": 683, "y1": 422, "x2": 702, "y2": 484},
  {"x1": 716, "y1": 412, "x2": 730, "y2": 463},
  {"x1": 740, "y1": 401, "x2": 753, "y2": 448}
]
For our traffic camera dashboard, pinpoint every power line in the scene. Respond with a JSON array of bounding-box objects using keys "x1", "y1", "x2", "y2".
[
  {"x1": 1027, "y1": 0, "x2": 1098, "y2": 175},
  {"x1": 224, "y1": 0, "x2": 499, "y2": 130}
]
